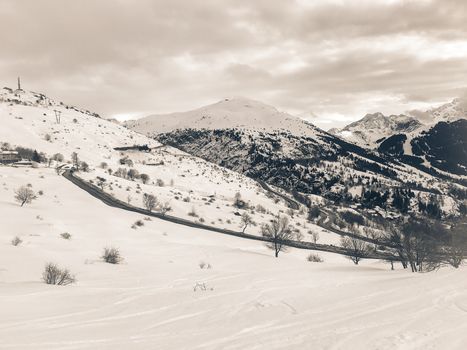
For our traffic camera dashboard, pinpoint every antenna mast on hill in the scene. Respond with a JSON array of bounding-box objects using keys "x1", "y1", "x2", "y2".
[
  {"x1": 53, "y1": 109, "x2": 62, "y2": 124},
  {"x1": 17, "y1": 77, "x2": 21, "y2": 90}
]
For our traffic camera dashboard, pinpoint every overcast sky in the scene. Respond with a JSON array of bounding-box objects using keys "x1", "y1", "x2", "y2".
[{"x1": 1, "y1": 0, "x2": 466, "y2": 129}]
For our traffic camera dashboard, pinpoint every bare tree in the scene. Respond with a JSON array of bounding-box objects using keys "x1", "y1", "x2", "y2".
[
  {"x1": 311, "y1": 231, "x2": 319, "y2": 244},
  {"x1": 340, "y1": 236, "x2": 370, "y2": 265},
  {"x1": 443, "y1": 221, "x2": 467, "y2": 268},
  {"x1": 15, "y1": 186, "x2": 37, "y2": 207},
  {"x1": 387, "y1": 219, "x2": 447, "y2": 272},
  {"x1": 96, "y1": 177, "x2": 107, "y2": 190},
  {"x1": 261, "y1": 215, "x2": 293, "y2": 257},
  {"x1": 143, "y1": 193, "x2": 158, "y2": 212},
  {"x1": 240, "y1": 212, "x2": 254, "y2": 233}
]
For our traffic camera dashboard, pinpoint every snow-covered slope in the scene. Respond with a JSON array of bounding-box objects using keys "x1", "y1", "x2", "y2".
[
  {"x1": 0, "y1": 88, "x2": 155, "y2": 164},
  {"x1": 2, "y1": 166, "x2": 467, "y2": 350},
  {"x1": 1, "y1": 87, "x2": 338, "y2": 240},
  {"x1": 125, "y1": 97, "x2": 323, "y2": 137}
]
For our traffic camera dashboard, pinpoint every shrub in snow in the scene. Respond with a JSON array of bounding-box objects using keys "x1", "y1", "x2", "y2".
[
  {"x1": 42, "y1": 263, "x2": 76, "y2": 286},
  {"x1": 233, "y1": 192, "x2": 247, "y2": 209},
  {"x1": 158, "y1": 202, "x2": 172, "y2": 216},
  {"x1": 14, "y1": 186, "x2": 37, "y2": 207},
  {"x1": 79, "y1": 161, "x2": 89, "y2": 172},
  {"x1": 199, "y1": 261, "x2": 212, "y2": 269},
  {"x1": 52, "y1": 153, "x2": 64, "y2": 163},
  {"x1": 135, "y1": 220, "x2": 144, "y2": 227},
  {"x1": 256, "y1": 204, "x2": 266, "y2": 214},
  {"x1": 11, "y1": 236, "x2": 22, "y2": 246},
  {"x1": 102, "y1": 247, "x2": 123, "y2": 264},
  {"x1": 60, "y1": 232, "x2": 72, "y2": 240},
  {"x1": 193, "y1": 282, "x2": 213, "y2": 292},
  {"x1": 188, "y1": 207, "x2": 198, "y2": 217},
  {"x1": 307, "y1": 253, "x2": 323, "y2": 262},
  {"x1": 140, "y1": 173, "x2": 150, "y2": 184}
]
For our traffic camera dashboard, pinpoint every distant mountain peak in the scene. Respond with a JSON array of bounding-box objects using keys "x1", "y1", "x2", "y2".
[
  {"x1": 331, "y1": 111, "x2": 422, "y2": 147},
  {"x1": 126, "y1": 97, "x2": 323, "y2": 137}
]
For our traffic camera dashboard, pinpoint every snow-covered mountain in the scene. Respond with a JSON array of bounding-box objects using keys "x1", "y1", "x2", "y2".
[
  {"x1": 420, "y1": 97, "x2": 467, "y2": 124},
  {"x1": 331, "y1": 98, "x2": 467, "y2": 149},
  {"x1": 330, "y1": 113, "x2": 422, "y2": 148},
  {"x1": 127, "y1": 96, "x2": 466, "y2": 219},
  {"x1": 125, "y1": 97, "x2": 323, "y2": 137}
]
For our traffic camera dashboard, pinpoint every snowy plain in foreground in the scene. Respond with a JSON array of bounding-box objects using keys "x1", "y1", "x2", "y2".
[{"x1": 1, "y1": 167, "x2": 466, "y2": 350}]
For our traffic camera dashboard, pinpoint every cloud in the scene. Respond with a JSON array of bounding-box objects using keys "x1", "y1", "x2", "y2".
[{"x1": 0, "y1": 0, "x2": 466, "y2": 129}]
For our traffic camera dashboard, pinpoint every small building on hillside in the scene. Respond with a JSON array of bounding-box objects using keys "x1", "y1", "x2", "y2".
[{"x1": 0, "y1": 150, "x2": 21, "y2": 164}]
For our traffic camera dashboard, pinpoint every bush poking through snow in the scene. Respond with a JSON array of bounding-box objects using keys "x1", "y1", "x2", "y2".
[
  {"x1": 140, "y1": 173, "x2": 150, "y2": 184},
  {"x1": 193, "y1": 282, "x2": 213, "y2": 291},
  {"x1": 307, "y1": 253, "x2": 323, "y2": 262},
  {"x1": 158, "y1": 202, "x2": 172, "y2": 216},
  {"x1": 233, "y1": 192, "x2": 247, "y2": 209},
  {"x1": 102, "y1": 247, "x2": 123, "y2": 264},
  {"x1": 14, "y1": 186, "x2": 37, "y2": 207},
  {"x1": 60, "y1": 232, "x2": 72, "y2": 240},
  {"x1": 188, "y1": 207, "x2": 198, "y2": 217},
  {"x1": 199, "y1": 261, "x2": 212, "y2": 269},
  {"x1": 11, "y1": 236, "x2": 22, "y2": 246},
  {"x1": 42, "y1": 263, "x2": 76, "y2": 286}
]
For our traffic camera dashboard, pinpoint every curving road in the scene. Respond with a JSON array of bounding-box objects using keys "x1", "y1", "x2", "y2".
[{"x1": 62, "y1": 170, "x2": 397, "y2": 261}]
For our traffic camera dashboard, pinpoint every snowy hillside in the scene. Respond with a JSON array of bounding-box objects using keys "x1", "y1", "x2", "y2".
[
  {"x1": 0, "y1": 88, "x2": 155, "y2": 164},
  {"x1": 125, "y1": 97, "x2": 324, "y2": 138},
  {"x1": 2, "y1": 166, "x2": 467, "y2": 349},
  {"x1": 0, "y1": 87, "x2": 337, "y2": 242}
]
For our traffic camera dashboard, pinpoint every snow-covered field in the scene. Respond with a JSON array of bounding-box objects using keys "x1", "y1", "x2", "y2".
[{"x1": 1, "y1": 166, "x2": 467, "y2": 350}]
